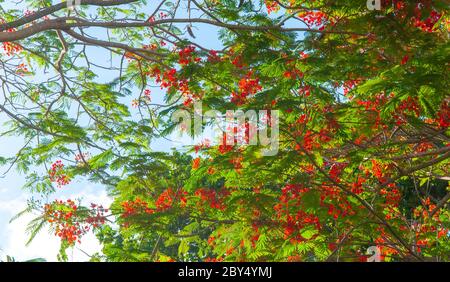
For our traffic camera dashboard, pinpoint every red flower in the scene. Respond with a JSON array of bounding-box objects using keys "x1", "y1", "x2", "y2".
[
  {"x1": 231, "y1": 71, "x2": 262, "y2": 105},
  {"x1": 192, "y1": 157, "x2": 201, "y2": 169},
  {"x1": 401, "y1": 55, "x2": 409, "y2": 65},
  {"x1": 351, "y1": 176, "x2": 366, "y2": 195},
  {"x1": 155, "y1": 188, "x2": 175, "y2": 211},
  {"x1": 49, "y1": 160, "x2": 71, "y2": 188}
]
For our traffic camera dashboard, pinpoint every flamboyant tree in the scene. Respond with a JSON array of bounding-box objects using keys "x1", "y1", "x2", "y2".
[{"x1": 0, "y1": 0, "x2": 449, "y2": 261}]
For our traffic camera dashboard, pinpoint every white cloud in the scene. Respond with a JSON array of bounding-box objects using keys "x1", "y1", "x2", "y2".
[
  {"x1": 2, "y1": 211, "x2": 60, "y2": 262},
  {"x1": 0, "y1": 185, "x2": 112, "y2": 262}
]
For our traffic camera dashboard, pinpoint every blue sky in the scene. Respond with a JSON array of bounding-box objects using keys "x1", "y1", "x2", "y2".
[
  {"x1": 0, "y1": 0, "x2": 299, "y2": 261},
  {"x1": 0, "y1": 82, "x2": 113, "y2": 261},
  {"x1": 0, "y1": 0, "x2": 224, "y2": 261}
]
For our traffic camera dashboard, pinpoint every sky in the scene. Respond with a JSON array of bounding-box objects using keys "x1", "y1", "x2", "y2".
[
  {"x1": 0, "y1": 0, "x2": 299, "y2": 261},
  {"x1": 0, "y1": 0, "x2": 224, "y2": 262}
]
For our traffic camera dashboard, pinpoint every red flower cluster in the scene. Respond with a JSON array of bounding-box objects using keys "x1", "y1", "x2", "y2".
[
  {"x1": 121, "y1": 189, "x2": 187, "y2": 218},
  {"x1": 274, "y1": 184, "x2": 320, "y2": 242},
  {"x1": 74, "y1": 152, "x2": 90, "y2": 166},
  {"x1": 204, "y1": 257, "x2": 224, "y2": 262},
  {"x1": 148, "y1": 66, "x2": 201, "y2": 106},
  {"x1": 192, "y1": 157, "x2": 201, "y2": 169},
  {"x1": 371, "y1": 159, "x2": 387, "y2": 183},
  {"x1": 229, "y1": 156, "x2": 243, "y2": 171},
  {"x1": 15, "y1": 63, "x2": 29, "y2": 76},
  {"x1": 231, "y1": 71, "x2": 262, "y2": 105},
  {"x1": 320, "y1": 184, "x2": 355, "y2": 220},
  {"x1": 283, "y1": 68, "x2": 304, "y2": 80},
  {"x1": 264, "y1": 0, "x2": 279, "y2": 14},
  {"x1": 49, "y1": 160, "x2": 71, "y2": 188},
  {"x1": 328, "y1": 162, "x2": 347, "y2": 183},
  {"x1": 343, "y1": 79, "x2": 361, "y2": 96},
  {"x1": 412, "y1": 9, "x2": 442, "y2": 32},
  {"x1": 394, "y1": 97, "x2": 421, "y2": 125},
  {"x1": 0, "y1": 20, "x2": 23, "y2": 56},
  {"x1": 44, "y1": 199, "x2": 107, "y2": 245},
  {"x1": 85, "y1": 203, "x2": 108, "y2": 228},
  {"x1": 298, "y1": 85, "x2": 311, "y2": 97},
  {"x1": 299, "y1": 51, "x2": 309, "y2": 60},
  {"x1": 298, "y1": 11, "x2": 331, "y2": 30},
  {"x1": 231, "y1": 56, "x2": 244, "y2": 69},
  {"x1": 380, "y1": 184, "x2": 401, "y2": 206},
  {"x1": 387, "y1": 0, "x2": 443, "y2": 32},
  {"x1": 294, "y1": 130, "x2": 320, "y2": 152},
  {"x1": 178, "y1": 46, "x2": 197, "y2": 65},
  {"x1": 400, "y1": 55, "x2": 409, "y2": 65},
  {"x1": 159, "y1": 68, "x2": 178, "y2": 89},
  {"x1": 194, "y1": 188, "x2": 230, "y2": 210},
  {"x1": 351, "y1": 176, "x2": 366, "y2": 195},
  {"x1": 436, "y1": 100, "x2": 449, "y2": 128},
  {"x1": 207, "y1": 50, "x2": 221, "y2": 62},
  {"x1": 2, "y1": 41, "x2": 22, "y2": 56},
  {"x1": 144, "y1": 89, "x2": 151, "y2": 101},
  {"x1": 143, "y1": 43, "x2": 158, "y2": 50},
  {"x1": 297, "y1": 114, "x2": 308, "y2": 124},
  {"x1": 318, "y1": 128, "x2": 332, "y2": 142},
  {"x1": 121, "y1": 197, "x2": 153, "y2": 217},
  {"x1": 414, "y1": 142, "x2": 434, "y2": 153},
  {"x1": 409, "y1": 197, "x2": 448, "y2": 253},
  {"x1": 155, "y1": 188, "x2": 187, "y2": 210}
]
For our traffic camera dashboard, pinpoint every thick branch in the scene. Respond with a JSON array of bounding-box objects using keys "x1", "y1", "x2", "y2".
[
  {"x1": 0, "y1": 0, "x2": 140, "y2": 32},
  {"x1": 0, "y1": 17, "x2": 366, "y2": 42}
]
